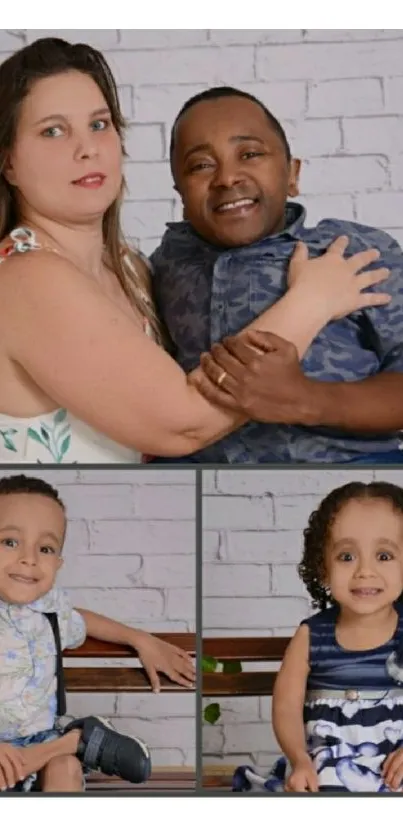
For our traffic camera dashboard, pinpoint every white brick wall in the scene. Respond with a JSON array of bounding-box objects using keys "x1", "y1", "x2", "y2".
[
  {"x1": 0, "y1": 467, "x2": 196, "y2": 769},
  {"x1": 1, "y1": 29, "x2": 403, "y2": 251},
  {"x1": 202, "y1": 468, "x2": 403, "y2": 774}
]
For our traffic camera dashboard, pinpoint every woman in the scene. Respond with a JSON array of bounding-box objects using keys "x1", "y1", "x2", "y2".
[{"x1": 0, "y1": 38, "x2": 390, "y2": 463}]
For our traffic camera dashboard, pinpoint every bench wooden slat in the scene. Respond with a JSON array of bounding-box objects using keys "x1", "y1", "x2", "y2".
[
  {"x1": 86, "y1": 768, "x2": 196, "y2": 791},
  {"x1": 65, "y1": 633, "x2": 196, "y2": 658},
  {"x1": 66, "y1": 667, "x2": 194, "y2": 693},
  {"x1": 203, "y1": 671, "x2": 276, "y2": 697},
  {"x1": 203, "y1": 637, "x2": 290, "y2": 661},
  {"x1": 202, "y1": 773, "x2": 233, "y2": 788}
]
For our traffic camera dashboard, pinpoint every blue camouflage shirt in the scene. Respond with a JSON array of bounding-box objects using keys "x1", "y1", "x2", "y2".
[{"x1": 151, "y1": 202, "x2": 403, "y2": 463}]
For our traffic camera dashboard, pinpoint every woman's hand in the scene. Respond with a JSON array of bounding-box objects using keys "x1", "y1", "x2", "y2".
[
  {"x1": 192, "y1": 236, "x2": 391, "y2": 418},
  {"x1": 287, "y1": 235, "x2": 391, "y2": 323}
]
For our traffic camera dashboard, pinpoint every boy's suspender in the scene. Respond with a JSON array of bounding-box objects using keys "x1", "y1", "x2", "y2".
[{"x1": 44, "y1": 612, "x2": 67, "y2": 717}]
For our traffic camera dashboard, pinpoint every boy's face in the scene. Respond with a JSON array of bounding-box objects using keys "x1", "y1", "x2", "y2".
[
  {"x1": 324, "y1": 498, "x2": 403, "y2": 617},
  {"x1": 0, "y1": 493, "x2": 65, "y2": 605},
  {"x1": 172, "y1": 95, "x2": 300, "y2": 248}
]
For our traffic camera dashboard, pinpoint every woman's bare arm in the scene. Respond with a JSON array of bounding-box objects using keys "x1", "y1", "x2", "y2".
[{"x1": 1, "y1": 242, "x2": 388, "y2": 456}]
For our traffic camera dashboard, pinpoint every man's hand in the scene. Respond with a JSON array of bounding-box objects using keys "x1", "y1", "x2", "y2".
[
  {"x1": 382, "y1": 748, "x2": 403, "y2": 791},
  {"x1": 131, "y1": 630, "x2": 196, "y2": 693},
  {"x1": 285, "y1": 755, "x2": 319, "y2": 793},
  {"x1": 196, "y1": 330, "x2": 314, "y2": 425}
]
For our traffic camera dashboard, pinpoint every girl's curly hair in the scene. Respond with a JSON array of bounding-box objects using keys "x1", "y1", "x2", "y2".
[{"x1": 298, "y1": 481, "x2": 403, "y2": 611}]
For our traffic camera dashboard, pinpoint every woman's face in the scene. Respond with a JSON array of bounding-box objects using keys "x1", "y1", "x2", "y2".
[{"x1": 4, "y1": 69, "x2": 123, "y2": 227}]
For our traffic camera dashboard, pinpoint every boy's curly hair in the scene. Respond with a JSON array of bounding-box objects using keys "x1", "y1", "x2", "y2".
[
  {"x1": 0, "y1": 474, "x2": 65, "y2": 511},
  {"x1": 298, "y1": 481, "x2": 403, "y2": 611}
]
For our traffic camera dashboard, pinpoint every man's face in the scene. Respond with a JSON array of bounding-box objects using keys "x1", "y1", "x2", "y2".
[{"x1": 172, "y1": 96, "x2": 300, "y2": 248}]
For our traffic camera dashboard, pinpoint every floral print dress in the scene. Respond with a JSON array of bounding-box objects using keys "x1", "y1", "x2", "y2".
[{"x1": 0, "y1": 227, "x2": 153, "y2": 464}]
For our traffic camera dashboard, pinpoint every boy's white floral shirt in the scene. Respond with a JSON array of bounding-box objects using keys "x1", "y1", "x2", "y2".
[{"x1": 0, "y1": 588, "x2": 86, "y2": 740}]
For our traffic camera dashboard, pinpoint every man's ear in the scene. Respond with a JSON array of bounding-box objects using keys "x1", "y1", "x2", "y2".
[{"x1": 288, "y1": 158, "x2": 301, "y2": 198}]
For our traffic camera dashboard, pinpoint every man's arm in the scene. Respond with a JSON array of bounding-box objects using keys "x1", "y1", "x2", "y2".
[
  {"x1": 197, "y1": 331, "x2": 403, "y2": 433},
  {"x1": 299, "y1": 371, "x2": 403, "y2": 433}
]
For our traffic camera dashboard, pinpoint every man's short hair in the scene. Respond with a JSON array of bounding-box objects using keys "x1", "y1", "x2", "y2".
[{"x1": 169, "y1": 85, "x2": 292, "y2": 177}]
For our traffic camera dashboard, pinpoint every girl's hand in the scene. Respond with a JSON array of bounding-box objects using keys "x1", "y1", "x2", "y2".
[
  {"x1": 131, "y1": 630, "x2": 196, "y2": 692},
  {"x1": 382, "y1": 748, "x2": 403, "y2": 791},
  {"x1": 0, "y1": 743, "x2": 26, "y2": 790},
  {"x1": 285, "y1": 755, "x2": 319, "y2": 792},
  {"x1": 287, "y1": 236, "x2": 391, "y2": 323}
]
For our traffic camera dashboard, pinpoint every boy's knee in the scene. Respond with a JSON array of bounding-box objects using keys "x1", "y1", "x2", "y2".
[{"x1": 44, "y1": 754, "x2": 82, "y2": 781}]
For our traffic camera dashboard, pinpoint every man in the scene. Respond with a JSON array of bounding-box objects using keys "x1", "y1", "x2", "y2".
[{"x1": 151, "y1": 86, "x2": 403, "y2": 464}]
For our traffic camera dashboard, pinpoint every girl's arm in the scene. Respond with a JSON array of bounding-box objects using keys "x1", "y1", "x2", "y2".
[{"x1": 272, "y1": 624, "x2": 311, "y2": 767}]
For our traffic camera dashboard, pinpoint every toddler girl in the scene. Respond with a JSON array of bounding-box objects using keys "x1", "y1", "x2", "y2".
[{"x1": 234, "y1": 481, "x2": 403, "y2": 793}]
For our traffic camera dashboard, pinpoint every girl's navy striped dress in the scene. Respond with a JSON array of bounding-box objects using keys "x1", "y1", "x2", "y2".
[{"x1": 233, "y1": 600, "x2": 403, "y2": 793}]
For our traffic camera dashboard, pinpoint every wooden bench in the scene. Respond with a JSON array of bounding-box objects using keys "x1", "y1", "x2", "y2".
[
  {"x1": 64, "y1": 632, "x2": 196, "y2": 792},
  {"x1": 202, "y1": 636, "x2": 290, "y2": 788}
]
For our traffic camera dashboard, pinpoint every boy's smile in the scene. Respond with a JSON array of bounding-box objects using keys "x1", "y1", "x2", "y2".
[
  {"x1": 0, "y1": 493, "x2": 65, "y2": 605},
  {"x1": 8, "y1": 572, "x2": 40, "y2": 584}
]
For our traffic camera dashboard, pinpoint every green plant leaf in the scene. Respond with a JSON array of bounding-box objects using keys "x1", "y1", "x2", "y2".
[
  {"x1": 0, "y1": 430, "x2": 18, "y2": 453},
  {"x1": 202, "y1": 656, "x2": 218, "y2": 673},
  {"x1": 60, "y1": 435, "x2": 71, "y2": 457},
  {"x1": 222, "y1": 659, "x2": 242, "y2": 674},
  {"x1": 40, "y1": 425, "x2": 50, "y2": 443},
  {"x1": 28, "y1": 428, "x2": 42, "y2": 444},
  {"x1": 204, "y1": 702, "x2": 221, "y2": 724},
  {"x1": 54, "y1": 409, "x2": 68, "y2": 424}
]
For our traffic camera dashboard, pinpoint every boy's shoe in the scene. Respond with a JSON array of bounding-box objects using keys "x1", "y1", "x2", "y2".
[{"x1": 63, "y1": 716, "x2": 151, "y2": 784}]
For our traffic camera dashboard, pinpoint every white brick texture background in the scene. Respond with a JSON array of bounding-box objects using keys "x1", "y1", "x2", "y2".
[
  {"x1": 202, "y1": 468, "x2": 403, "y2": 773},
  {"x1": 0, "y1": 467, "x2": 196, "y2": 768},
  {"x1": 1, "y1": 29, "x2": 403, "y2": 251}
]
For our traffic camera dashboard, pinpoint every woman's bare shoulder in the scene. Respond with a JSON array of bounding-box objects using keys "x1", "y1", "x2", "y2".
[{"x1": 0, "y1": 246, "x2": 94, "y2": 297}]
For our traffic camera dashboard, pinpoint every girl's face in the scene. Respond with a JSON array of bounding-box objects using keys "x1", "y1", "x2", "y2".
[{"x1": 323, "y1": 498, "x2": 403, "y2": 615}]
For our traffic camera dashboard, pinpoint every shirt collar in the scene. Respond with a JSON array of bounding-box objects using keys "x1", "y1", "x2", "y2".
[{"x1": 0, "y1": 587, "x2": 57, "y2": 617}]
